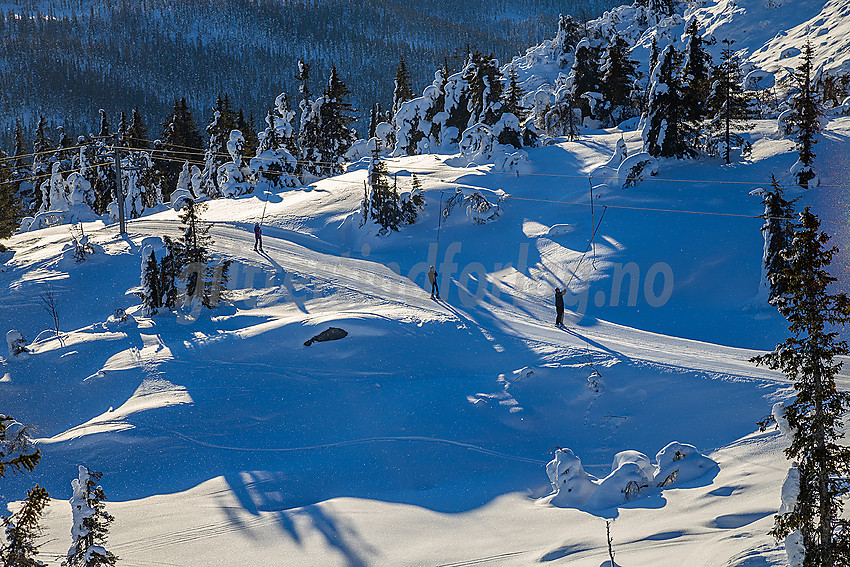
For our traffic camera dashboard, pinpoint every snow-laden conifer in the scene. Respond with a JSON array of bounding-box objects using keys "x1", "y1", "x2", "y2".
[
  {"x1": 1, "y1": 485, "x2": 50, "y2": 567},
  {"x1": 63, "y1": 466, "x2": 117, "y2": 567},
  {"x1": 642, "y1": 44, "x2": 695, "y2": 158},
  {"x1": 753, "y1": 209, "x2": 850, "y2": 567}
]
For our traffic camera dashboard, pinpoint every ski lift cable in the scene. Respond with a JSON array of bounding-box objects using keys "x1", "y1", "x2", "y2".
[{"x1": 565, "y1": 205, "x2": 608, "y2": 292}]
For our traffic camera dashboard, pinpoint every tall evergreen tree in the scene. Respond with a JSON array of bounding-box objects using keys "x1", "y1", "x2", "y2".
[
  {"x1": 600, "y1": 33, "x2": 639, "y2": 124},
  {"x1": 11, "y1": 121, "x2": 34, "y2": 216},
  {"x1": 178, "y1": 198, "x2": 212, "y2": 268},
  {"x1": 160, "y1": 98, "x2": 203, "y2": 199},
  {"x1": 297, "y1": 60, "x2": 322, "y2": 179},
  {"x1": 753, "y1": 208, "x2": 850, "y2": 567},
  {"x1": 788, "y1": 40, "x2": 822, "y2": 189},
  {"x1": 126, "y1": 108, "x2": 149, "y2": 149},
  {"x1": 502, "y1": 65, "x2": 527, "y2": 121},
  {"x1": 236, "y1": 109, "x2": 257, "y2": 159},
  {"x1": 367, "y1": 147, "x2": 400, "y2": 234},
  {"x1": 0, "y1": 149, "x2": 21, "y2": 238},
  {"x1": 1, "y1": 485, "x2": 50, "y2": 567},
  {"x1": 463, "y1": 51, "x2": 504, "y2": 125},
  {"x1": 199, "y1": 95, "x2": 238, "y2": 198},
  {"x1": 317, "y1": 64, "x2": 356, "y2": 177},
  {"x1": 643, "y1": 44, "x2": 695, "y2": 158},
  {"x1": 97, "y1": 110, "x2": 110, "y2": 139},
  {"x1": 117, "y1": 110, "x2": 129, "y2": 148},
  {"x1": 681, "y1": 19, "x2": 713, "y2": 125},
  {"x1": 64, "y1": 467, "x2": 117, "y2": 567},
  {"x1": 140, "y1": 248, "x2": 161, "y2": 316},
  {"x1": 393, "y1": 55, "x2": 415, "y2": 116},
  {"x1": 707, "y1": 39, "x2": 753, "y2": 163},
  {"x1": 369, "y1": 102, "x2": 381, "y2": 139},
  {"x1": 758, "y1": 174, "x2": 797, "y2": 303}
]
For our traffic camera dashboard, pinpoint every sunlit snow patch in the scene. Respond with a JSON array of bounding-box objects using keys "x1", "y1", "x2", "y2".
[{"x1": 38, "y1": 378, "x2": 193, "y2": 444}]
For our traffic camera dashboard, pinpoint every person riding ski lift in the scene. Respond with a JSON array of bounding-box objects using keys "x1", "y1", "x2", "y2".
[
  {"x1": 254, "y1": 223, "x2": 263, "y2": 252},
  {"x1": 428, "y1": 266, "x2": 440, "y2": 299}
]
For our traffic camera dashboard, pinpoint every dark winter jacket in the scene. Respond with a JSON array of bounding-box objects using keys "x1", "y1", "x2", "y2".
[
  {"x1": 555, "y1": 289, "x2": 565, "y2": 311},
  {"x1": 254, "y1": 224, "x2": 262, "y2": 237}
]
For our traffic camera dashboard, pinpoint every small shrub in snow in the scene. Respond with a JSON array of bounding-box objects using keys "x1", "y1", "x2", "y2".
[
  {"x1": 617, "y1": 152, "x2": 658, "y2": 188},
  {"x1": 6, "y1": 330, "x2": 28, "y2": 358}
]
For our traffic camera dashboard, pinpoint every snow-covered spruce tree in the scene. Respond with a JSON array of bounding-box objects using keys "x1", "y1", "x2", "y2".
[
  {"x1": 64, "y1": 466, "x2": 117, "y2": 567},
  {"x1": 97, "y1": 109, "x2": 110, "y2": 139},
  {"x1": 502, "y1": 65, "x2": 527, "y2": 122},
  {"x1": 600, "y1": 33, "x2": 639, "y2": 125},
  {"x1": 0, "y1": 149, "x2": 21, "y2": 238},
  {"x1": 367, "y1": 148, "x2": 400, "y2": 234},
  {"x1": 393, "y1": 68, "x2": 448, "y2": 156},
  {"x1": 681, "y1": 19, "x2": 713, "y2": 127},
  {"x1": 393, "y1": 55, "x2": 415, "y2": 116},
  {"x1": 199, "y1": 94, "x2": 238, "y2": 198},
  {"x1": 160, "y1": 98, "x2": 204, "y2": 200},
  {"x1": 546, "y1": 80, "x2": 581, "y2": 140},
  {"x1": 216, "y1": 130, "x2": 252, "y2": 197},
  {"x1": 443, "y1": 61, "x2": 473, "y2": 143},
  {"x1": 269, "y1": 93, "x2": 299, "y2": 158},
  {"x1": 465, "y1": 51, "x2": 504, "y2": 125},
  {"x1": 178, "y1": 198, "x2": 213, "y2": 298},
  {"x1": 1, "y1": 484, "x2": 50, "y2": 567},
  {"x1": 30, "y1": 116, "x2": 54, "y2": 212},
  {"x1": 554, "y1": 14, "x2": 581, "y2": 68},
  {"x1": 400, "y1": 173, "x2": 425, "y2": 225},
  {"x1": 126, "y1": 108, "x2": 148, "y2": 149},
  {"x1": 788, "y1": 40, "x2": 822, "y2": 189},
  {"x1": 570, "y1": 38, "x2": 602, "y2": 119},
  {"x1": 707, "y1": 39, "x2": 754, "y2": 163},
  {"x1": 758, "y1": 174, "x2": 797, "y2": 304},
  {"x1": 368, "y1": 102, "x2": 381, "y2": 139},
  {"x1": 643, "y1": 44, "x2": 696, "y2": 158},
  {"x1": 140, "y1": 247, "x2": 161, "y2": 316},
  {"x1": 297, "y1": 60, "x2": 324, "y2": 179},
  {"x1": 158, "y1": 236, "x2": 182, "y2": 310},
  {"x1": 252, "y1": 103, "x2": 299, "y2": 191},
  {"x1": 119, "y1": 148, "x2": 159, "y2": 218},
  {"x1": 116, "y1": 110, "x2": 129, "y2": 149},
  {"x1": 0, "y1": 416, "x2": 40, "y2": 477},
  {"x1": 316, "y1": 64, "x2": 357, "y2": 177},
  {"x1": 753, "y1": 208, "x2": 850, "y2": 567},
  {"x1": 12, "y1": 121, "x2": 36, "y2": 217},
  {"x1": 236, "y1": 109, "x2": 258, "y2": 160}
]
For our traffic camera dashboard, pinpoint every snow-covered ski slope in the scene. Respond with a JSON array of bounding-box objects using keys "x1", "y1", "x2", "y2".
[
  {"x1": 3, "y1": 118, "x2": 848, "y2": 566},
  {"x1": 2, "y1": 0, "x2": 850, "y2": 563}
]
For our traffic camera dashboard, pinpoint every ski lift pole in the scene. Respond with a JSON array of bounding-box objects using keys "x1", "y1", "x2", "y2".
[
  {"x1": 259, "y1": 190, "x2": 270, "y2": 227},
  {"x1": 113, "y1": 133, "x2": 126, "y2": 235},
  {"x1": 435, "y1": 191, "x2": 444, "y2": 261}
]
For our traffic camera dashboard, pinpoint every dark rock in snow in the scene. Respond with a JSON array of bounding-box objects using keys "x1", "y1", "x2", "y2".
[{"x1": 304, "y1": 327, "x2": 348, "y2": 346}]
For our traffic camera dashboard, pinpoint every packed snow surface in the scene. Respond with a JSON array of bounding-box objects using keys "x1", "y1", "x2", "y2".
[{"x1": 2, "y1": 0, "x2": 850, "y2": 564}]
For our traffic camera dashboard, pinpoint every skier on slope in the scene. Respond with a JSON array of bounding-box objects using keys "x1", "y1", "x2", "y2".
[
  {"x1": 554, "y1": 287, "x2": 567, "y2": 326},
  {"x1": 428, "y1": 266, "x2": 440, "y2": 299},
  {"x1": 253, "y1": 223, "x2": 263, "y2": 252}
]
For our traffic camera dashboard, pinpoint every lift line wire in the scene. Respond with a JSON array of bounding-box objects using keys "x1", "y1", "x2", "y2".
[{"x1": 7, "y1": 135, "x2": 850, "y2": 190}]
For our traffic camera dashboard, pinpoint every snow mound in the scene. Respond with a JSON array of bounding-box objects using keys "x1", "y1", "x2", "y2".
[
  {"x1": 654, "y1": 441, "x2": 717, "y2": 487},
  {"x1": 617, "y1": 152, "x2": 658, "y2": 188},
  {"x1": 544, "y1": 442, "x2": 717, "y2": 510}
]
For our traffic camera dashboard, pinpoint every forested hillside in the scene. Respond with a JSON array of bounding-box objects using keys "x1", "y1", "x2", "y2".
[{"x1": 0, "y1": 0, "x2": 618, "y2": 146}]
